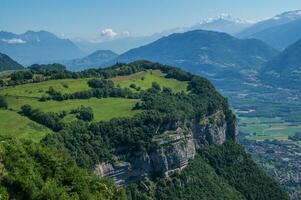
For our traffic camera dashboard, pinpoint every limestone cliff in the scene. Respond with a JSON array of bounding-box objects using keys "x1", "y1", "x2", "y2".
[{"x1": 95, "y1": 110, "x2": 237, "y2": 185}]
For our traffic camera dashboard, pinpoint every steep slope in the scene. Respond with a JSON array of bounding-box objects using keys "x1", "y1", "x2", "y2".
[
  {"x1": 0, "y1": 52, "x2": 23, "y2": 72},
  {"x1": 127, "y1": 142, "x2": 289, "y2": 200},
  {"x1": 115, "y1": 30, "x2": 278, "y2": 87},
  {"x1": 242, "y1": 18, "x2": 301, "y2": 50},
  {"x1": 66, "y1": 50, "x2": 118, "y2": 71},
  {"x1": 237, "y1": 10, "x2": 301, "y2": 38},
  {"x1": 0, "y1": 30, "x2": 84, "y2": 65},
  {"x1": 261, "y1": 38, "x2": 301, "y2": 90},
  {"x1": 0, "y1": 137, "x2": 125, "y2": 199}
]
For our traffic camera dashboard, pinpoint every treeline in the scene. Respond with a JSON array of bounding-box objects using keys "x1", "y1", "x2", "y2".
[
  {"x1": 1, "y1": 60, "x2": 197, "y2": 87},
  {"x1": 20, "y1": 105, "x2": 65, "y2": 131},
  {"x1": 42, "y1": 85, "x2": 138, "y2": 102},
  {"x1": 0, "y1": 136, "x2": 127, "y2": 200}
]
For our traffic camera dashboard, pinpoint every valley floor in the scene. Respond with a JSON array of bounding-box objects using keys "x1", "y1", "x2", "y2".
[{"x1": 221, "y1": 84, "x2": 301, "y2": 200}]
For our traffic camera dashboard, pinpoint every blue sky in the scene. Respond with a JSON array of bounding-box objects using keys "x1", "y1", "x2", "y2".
[{"x1": 2, "y1": 0, "x2": 301, "y2": 39}]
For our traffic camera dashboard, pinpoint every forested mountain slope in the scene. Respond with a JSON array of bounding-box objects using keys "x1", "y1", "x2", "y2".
[
  {"x1": 0, "y1": 61, "x2": 289, "y2": 199},
  {"x1": 114, "y1": 30, "x2": 278, "y2": 89}
]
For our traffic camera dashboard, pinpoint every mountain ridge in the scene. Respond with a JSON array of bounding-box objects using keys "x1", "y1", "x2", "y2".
[
  {"x1": 0, "y1": 52, "x2": 24, "y2": 72},
  {"x1": 0, "y1": 30, "x2": 84, "y2": 65},
  {"x1": 113, "y1": 30, "x2": 278, "y2": 89},
  {"x1": 236, "y1": 10, "x2": 301, "y2": 38},
  {"x1": 66, "y1": 49, "x2": 118, "y2": 71},
  {"x1": 261, "y1": 38, "x2": 301, "y2": 90}
]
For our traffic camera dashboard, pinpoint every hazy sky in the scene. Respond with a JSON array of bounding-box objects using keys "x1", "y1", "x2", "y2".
[{"x1": 2, "y1": 0, "x2": 301, "y2": 39}]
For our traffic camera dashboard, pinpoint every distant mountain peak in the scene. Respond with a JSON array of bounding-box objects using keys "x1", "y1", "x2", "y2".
[
  {"x1": 273, "y1": 10, "x2": 301, "y2": 20},
  {"x1": 236, "y1": 9, "x2": 301, "y2": 49},
  {"x1": 199, "y1": 14, "x2": 254, "y2": 25},
  {"x1": 0, "y1": 30, "x2": 84, "y2": 65},
  {"x1": 66, "y1": 49, "x2": 118, "y2": 71},
  {"x1": 0, "y1": 52, "x2": 24, "y2": 72}
]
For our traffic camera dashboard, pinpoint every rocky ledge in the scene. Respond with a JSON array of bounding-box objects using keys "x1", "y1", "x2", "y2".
[{"x1": 95, "y1": 110, "x2": 237, "y2": 185}]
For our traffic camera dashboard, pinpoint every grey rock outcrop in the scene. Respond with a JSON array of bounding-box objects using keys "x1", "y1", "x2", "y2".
[{"x1": 95, "y1": 110, "x2": 237, "y2": 185}]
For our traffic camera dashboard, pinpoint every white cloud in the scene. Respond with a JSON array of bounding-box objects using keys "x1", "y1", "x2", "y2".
[
  {"x1": 91, "y1": 28, "x2": 130, "y2": 43},
  {"x1": 2, "y1": 38, "x2": 26, "y2": 44},
  {"x1": 101, "y1": 28, "x2": 118, "y2": 38}
]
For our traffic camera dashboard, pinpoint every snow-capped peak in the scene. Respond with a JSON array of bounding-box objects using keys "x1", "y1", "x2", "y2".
[
  {"x1": 199, "y1": 14, "x2": 254, "y2": 25},
  {"x1": 272, "y1": 10, "x2": 301, "y2": 20}
]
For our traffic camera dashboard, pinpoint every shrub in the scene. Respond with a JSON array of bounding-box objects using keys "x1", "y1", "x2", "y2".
[{"x1": 0, "y1": 96, "x2": 8, "y2": 109}]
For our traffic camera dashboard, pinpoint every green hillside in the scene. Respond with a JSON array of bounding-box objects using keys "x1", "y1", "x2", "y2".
[
  {"x1": 0, "y1": 78, "x2": 91, "y2": 98},
  {"x1": 0, "y1": 61, "x2": 289, "y2": 199},
  {"x1": 0, "y1": 109, "x2": 51, "y2": 142},
  {"x1": 0, "y1": 64, "x2": 187, "y2": 139}
]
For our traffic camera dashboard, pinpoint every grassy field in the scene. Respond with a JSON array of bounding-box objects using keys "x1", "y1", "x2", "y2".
[
  {"x1": 0, "y1": 70, "x2": 186, "y2": 141},
  {"x1": 5, "y1": 96, "x2": 139, "y2": 122},
  {"x1": 0, "y1": 78, "x2": 90, "y2": 98},
  {"x1": 239, "y1": 116, "x2": 301, "y2": 141},
  {"x1": 0, "y1": 109, "x2": 52, "y2": 142},
  {"x1": 111, "y1": 70, "x2": 188, "y2": 93}
]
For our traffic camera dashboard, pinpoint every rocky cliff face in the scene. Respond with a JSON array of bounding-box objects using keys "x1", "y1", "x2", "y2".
[{"x1": 95, "y1": 110, "x2": 237, "y2": 185}]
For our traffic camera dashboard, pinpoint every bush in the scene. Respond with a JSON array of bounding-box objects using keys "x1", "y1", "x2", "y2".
[
  {"x1": 152, "y1": 82, "x2": 161, "y2": 91},
  {"x1": 130, "y1": 83, "x2": 137, "y2": 89},
  {"x1": 11, "y1": 71, "x2": 33, "y2": 81},
  {"x1": 74, "y1": 106, "x2": 94, "y2": 121},
  {"x1": 0, "y1": 97, "x2": 8, "y2": 109},
  {"x1": 88, "y1": 79, "x2": 114, "y2": 89}
]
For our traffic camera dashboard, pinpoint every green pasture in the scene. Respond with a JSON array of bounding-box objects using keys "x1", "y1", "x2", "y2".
[
  {"x1": 0, "y1": 78, "x2": 90, "y2": 98},
  {"x1": 111, "y1": 70, "x2": 188, "y2": 93},
  {"x1": 5, "y1": 96, "x2": 139, "y2": 122},
  {"x1": 0, "y1": 109, "x2": 52, "y2": 142}
]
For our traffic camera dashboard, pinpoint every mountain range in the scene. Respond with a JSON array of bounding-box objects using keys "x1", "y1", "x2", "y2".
[
  {"x1": 237, "y1": 10, "x2": 301, "y2": 50},
  {"x1": 3, "y1": 10, "x2": 301, "y2": 66},
  {"x1": 114, "y1": 30, "x2": 278, "y2": 88},
  {"x1": 0, "y1": 31, "x2": 84, "y2": 65},
  {"x1": 188, "y1": 14, "x2": 253, "y2": 34},
  {"x1": 246, "y1": 19, "x2": 301, "y2": 50},
  {"x1": 75, "y1": 14, "x2": 253, "y2": 54},
  {"x1": 261, "y1": 38, "x2": 301, "y2": 90},
  {"x1": 2, "y1": 9, "x2": 301, "y2": 92}
]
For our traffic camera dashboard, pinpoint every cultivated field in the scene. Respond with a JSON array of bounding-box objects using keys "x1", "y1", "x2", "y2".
[{"x1": 239, "y1": 116, "x2": 301, "y2": 141}]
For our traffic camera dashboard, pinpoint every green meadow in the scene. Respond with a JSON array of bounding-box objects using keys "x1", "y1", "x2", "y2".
[
  {"x1": 0, "y1": 69, "x2": 190, "y2": 141},
  {"x1": 5, "y1": 96, "x2": 139, "y2": 122},
  {"x1": 0, "y1": 109, "x2": 52, "y2": 142},
  {"x1": 0, "y1": 78, "x2": 90, "y2": 98},
  {"x1": 112, "y1": 70, "x2": 188, "y2": 93}
]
